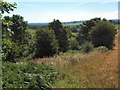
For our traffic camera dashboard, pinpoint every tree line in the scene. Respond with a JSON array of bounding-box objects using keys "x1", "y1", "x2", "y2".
[{"x1": 2, "y1": 2, "x2": 117, "y2": 62}]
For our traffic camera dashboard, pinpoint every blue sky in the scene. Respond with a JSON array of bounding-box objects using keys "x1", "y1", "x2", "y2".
[{"x1": 4, "y1": 0, "x2": 118, "y2": 23}]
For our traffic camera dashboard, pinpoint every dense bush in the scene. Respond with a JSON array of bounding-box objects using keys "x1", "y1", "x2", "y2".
[
  {"x1": 96, "y1": 46, "x2": 108, "y2": 52},
  {"x1": 82, "y1": 41, "x2": 94, "y2": 53},
  {"x1": 69, "y1": 37, "x2": 79, "y2": 50},
  {"x1": 90, "y1": 21, "x2": 116, "y2": 49},
  {"x1": 35, "y1": 28, "x2": 59, "y2": 58},
  {"x1": 2, "y1": 61, "x2": 58, "y2": 89}
]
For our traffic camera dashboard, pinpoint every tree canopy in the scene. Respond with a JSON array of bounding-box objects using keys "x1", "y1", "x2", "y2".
[
  {"x1": 48, "y1": 19, "x2": 69, "y2": 52},
  {"x1": 90, "y1": 21, "x2": 116, "y2": 49}
]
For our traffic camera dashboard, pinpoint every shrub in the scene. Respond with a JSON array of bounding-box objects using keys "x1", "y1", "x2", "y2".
[
  {"x1": 69, "y1": 37, "x2": 79, "y2": 50},
  {"x1": 35, "y1": 28, "x2": 59, "y2": 58},
  {"x1": 90, "y1": 21, "x2": 116, "y2": 49},
  {"x1": 96, "y1": 46, "x2": 108, "y2": 52},
  {"x1": 2, "y1": 39, "x2": 21, "y2": 62},
  {"x1": 2, "y1": 61, "x2": 58, "y2": 89},
  {"x1": 82, "y1": 41, "x2": 94, "y2": 53}
]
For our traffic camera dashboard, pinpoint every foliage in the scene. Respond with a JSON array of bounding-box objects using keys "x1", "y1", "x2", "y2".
[
  {"x1": 96, "y1": 46, "x2": 108, "y2": 52},
  {"x1": 82, "y1": 41, "x2": 94, "y2": 53},
  {"x1": 65, "y1": 27, "x2": 72, "y2": 38},
  {"x1": 2, "y1": 61, "x2": 58, "y2": 89},
  {"x1": 90, "y1": 21, "x2": 116, "y2": 49},
  {"x1": 59, "y1": 27, "x2": 69, "y2": 52},
  {"x1": 5, "y1": 15, "x2": 28, "y2": 42},
  {"x1": 76, "y1": 18, "x2": 101, "y2": 45},
  {"x1": 1, "y1": 1, "x2": 17, "y2": 62},
  {"x1": 2, "y1": 16, "x2": 14, "y2": 62},
  {"x1": 109, "y1": 20, "x2": 120, "y2": 24},
  {"x1": 2, "y1": 15, "x2": 30, "y2": 62},
  {"x1": 3, "y1": 40, "x2": 21, "y2": 62},
  {"x1": 69, "y1": 37, "x2": 79, "y2": 50},
  {"x1": 27, "y1": 24, "x2": 47, "y2": 29},
  {"x1": 35, "y1": 28, "x2": 59, "y2": 58},
  {"x1": 1, "y1": 2, "x2": 17, "y2": 14},
  {"x1": 48, "y1": 19, "x2": 69, "y2": 52}
]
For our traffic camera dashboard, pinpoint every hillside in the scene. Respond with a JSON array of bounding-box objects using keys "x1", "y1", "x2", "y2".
[
  {"x1": 53, "y1": 30, "x2": 119, "y2": 88},
  {"x1": 55, "y1": 29, "x2": 118, "y2": 88},
  {"x1": 27, "y1": 29, "x2": 119, "y2": 88}
]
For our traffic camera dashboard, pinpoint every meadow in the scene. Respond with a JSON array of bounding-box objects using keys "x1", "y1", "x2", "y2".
[
  {"x1": 3, "y1": 24, "x2": 118, "y2": 88},
  {"x1": 2, "y1": 2, "x2": 119, "y2": 88},
  {"x1": 3, "y1": 31, "x2": 118, "y2": 88},
  {"x1": 29, "y1": 28, "x2": 118, "y2": 88}
]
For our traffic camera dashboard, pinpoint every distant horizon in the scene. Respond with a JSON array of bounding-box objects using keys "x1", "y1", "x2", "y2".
[{"x1": 27, "y1": 18, "x2": 119, "y2": 23}]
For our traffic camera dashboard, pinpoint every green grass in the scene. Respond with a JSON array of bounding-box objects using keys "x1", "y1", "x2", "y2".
[
  {"x1": 115, "y1": 24, "x2": 120, "y2": 29},
  {"x1": 26, "y1": 29, "x2": 37, "y2": 33},
  {"x1": 63, "y1": 23, "x2": 82, "y2": 26},
  {"x1": 71, "y1": 32, "x2": 79, "y2": 36}
]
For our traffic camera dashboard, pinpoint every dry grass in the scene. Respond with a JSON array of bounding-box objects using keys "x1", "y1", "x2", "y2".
[
  {"x1": 54, "y1": 49, "x2": 118, "y2": 88},
  {"x1": 54, "y1": 30, "x2": 119, "y2": 88},
  {"x1": 27, "y1": 30, "x2": 119, "y2": 88}
]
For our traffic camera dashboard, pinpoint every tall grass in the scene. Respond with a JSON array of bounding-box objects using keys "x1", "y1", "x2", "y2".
[{"x1": 25, "y1": 49, "x2": 118, "y2": 88}]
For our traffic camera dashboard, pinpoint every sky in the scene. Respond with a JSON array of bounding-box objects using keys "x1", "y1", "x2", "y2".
[{"x1": 3, "y1": 0, "x2": 119, "y2": 23}]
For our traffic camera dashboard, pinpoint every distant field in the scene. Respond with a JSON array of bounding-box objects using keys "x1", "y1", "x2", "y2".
[
  {"x1": 26, "y1": 29, "x2": 37, "y2": 36},
  {"x1": 26, "y1": 24, "x2": 119, "y2": 34},
  {"x1": 115, "y1": 24, "x2": 120, "y2": 29},
  {"x1": 26, "y1": 29, "x2": 37, "y2": 33},
  {"x1": 71, "y1": 32, "x2": 79, "y2": 37},
  {"x1": 63, "y1": 23, "x2": 82, "y2": 26}
]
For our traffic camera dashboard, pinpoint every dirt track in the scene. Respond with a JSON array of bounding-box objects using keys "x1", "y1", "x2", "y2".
[{"x1": 97, "y1": 29, "x2": 119, "y2": 88}]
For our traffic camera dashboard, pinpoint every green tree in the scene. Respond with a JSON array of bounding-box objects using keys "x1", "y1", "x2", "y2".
[
  {"x1": 1, "y1": 2, "x2": 17, "y2": 14},
  {"x1": 69, "y1": 37, "x2": 79, "y2": 50},
  {"x1": 5, "y1": 15, "x2": 28, "y2": 43},
  {"x1": 76, "y1": 18, "x2": 101, "y2": 45},
  {"x1": 90, "y1": 21, "x2": 116, "y2": 49},
  {"x1": 3, "y1": 15, "x2": 30, "y2": 59},
  {"x1": 35, "y1": 28, "x2": 59, "y2": 58},
  {"x1": 59, "y1": 27, "x2": 69, "y2": 52},
  {"x1": 1, "y1": 2, "x2": 17, "y2": 62},
  {"x1": 1, "y1": 2, "x2": 31, "y2": 62},
  {"x1": 48, "y1": 19, "x2": 69, "y2": 52}
]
